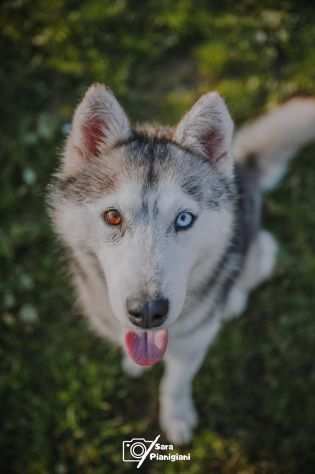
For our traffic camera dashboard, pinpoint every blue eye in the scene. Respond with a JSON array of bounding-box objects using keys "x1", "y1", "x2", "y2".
[{"x1": 175, "y1": 211, "x2": 196, "y2": 231}]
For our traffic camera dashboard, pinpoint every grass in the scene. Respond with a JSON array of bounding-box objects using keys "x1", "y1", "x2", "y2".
[
  {"x1": 1, "y1": 142, "x2": 315, "y2": 473},
  {"x1": 2, "y1": 4, "x2": 315, "y2": 471}
]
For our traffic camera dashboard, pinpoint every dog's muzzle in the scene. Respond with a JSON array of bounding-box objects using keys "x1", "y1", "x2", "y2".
[{"x1": 125, "y1": 295, "x2": 169, "y2": 367}]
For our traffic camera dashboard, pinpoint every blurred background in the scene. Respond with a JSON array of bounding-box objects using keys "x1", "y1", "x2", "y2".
[{"x1": 1, "y1": 1, "x2": 315, "y2": 473}]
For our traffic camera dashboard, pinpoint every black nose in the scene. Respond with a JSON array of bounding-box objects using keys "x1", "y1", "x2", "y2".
[{"x1": 126, "y1": 297, "x2": 169, "y2": 329}]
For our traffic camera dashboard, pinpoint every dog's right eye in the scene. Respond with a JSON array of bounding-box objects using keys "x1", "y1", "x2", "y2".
[{"x1": 102, "y1": 209, "x2": 122, "y2": 226}]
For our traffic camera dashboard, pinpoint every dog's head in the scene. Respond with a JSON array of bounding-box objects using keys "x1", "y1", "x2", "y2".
[{"x1": 50, "y1": 84, "x2": 236, "y2": 365}]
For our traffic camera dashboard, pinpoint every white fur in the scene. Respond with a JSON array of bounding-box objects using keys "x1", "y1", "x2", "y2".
[
  {"x1": 224, "y1": 230, "x2": 278, "y2": 320},
  {"x1": 54, "y1": 176, "x2": 234, "y2": 332},
  {"x1": 52, "y1": 89, "x2": 315, "y2": 446},
  {"x1": 122, "y1": 354, "x2": 146, "y2": 378},
  {"x1": 233, "y1": 98, "x2": 315, "y2": 190},
  {"x1": 160, "y1": 315, "x2": 222, "y2": 444},
  {"x1": 52, "y1": 163, "x2": 234, "y2": 446},
  {"x1": 158, "y1": 229, "x2": 278, "y2": 444}
]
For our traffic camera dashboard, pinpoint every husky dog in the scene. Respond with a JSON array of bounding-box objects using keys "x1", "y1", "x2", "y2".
[{"x1": 48, "y1": 85, "x2": 315, "y2": 444}]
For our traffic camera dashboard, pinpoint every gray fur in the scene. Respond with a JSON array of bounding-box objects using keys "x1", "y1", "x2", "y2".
[{"x1": 48, "y1": 84, "x2": 312, "y2": 444}]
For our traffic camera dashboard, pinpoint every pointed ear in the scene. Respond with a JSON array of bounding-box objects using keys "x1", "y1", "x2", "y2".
[
  {"x1": 174, "y1": 92, "x2": 234, "y2": 173},
  {"x1": 62, "y1": 84, "x2": 130, "y2": 175}
]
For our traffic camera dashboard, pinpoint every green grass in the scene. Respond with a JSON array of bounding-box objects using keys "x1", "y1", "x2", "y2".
[
  {"x1": 2, "y1": 2, "x2": 315, "y2": 472},
  {"x1": 1, "y1": 146, "x2": 315, "y2": 473}
]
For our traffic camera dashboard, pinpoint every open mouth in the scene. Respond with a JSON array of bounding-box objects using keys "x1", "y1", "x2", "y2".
[{"x1": 125, "y1": 329, "x2": 168, "y2": 366}]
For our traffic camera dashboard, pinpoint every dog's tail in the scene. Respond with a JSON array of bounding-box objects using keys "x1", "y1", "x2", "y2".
[{"x1": 233, "y1": 97, "x2": 315, "y2": 191}]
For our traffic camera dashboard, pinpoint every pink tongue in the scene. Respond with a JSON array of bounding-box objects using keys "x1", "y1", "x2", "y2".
[{"x1": 125, "y1": 329, "x2": 168, "y2": 366}]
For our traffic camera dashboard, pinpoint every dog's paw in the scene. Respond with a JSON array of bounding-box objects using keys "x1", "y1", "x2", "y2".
[
  {"x1": 162, "y1": 417, "x2": 194, "y2": 445},
  {"x1": 160, "y1": 398, "x2": 198, "y2": 445},
  {"x1": 121, "y1": 355, "x2": 145, "y2": 378}
]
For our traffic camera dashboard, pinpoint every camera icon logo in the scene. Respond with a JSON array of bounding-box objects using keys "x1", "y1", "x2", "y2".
[
  {"x1": 122, "y1": 438, "x2": 150, "y2": 462},
  {"x1": 122, "y1": 435, "x2": 160, "y2": 468}
]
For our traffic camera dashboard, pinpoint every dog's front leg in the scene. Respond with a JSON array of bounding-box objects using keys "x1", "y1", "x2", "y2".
[{"x1": 159, "y1": 318, "x2": 221, "y2": 444}]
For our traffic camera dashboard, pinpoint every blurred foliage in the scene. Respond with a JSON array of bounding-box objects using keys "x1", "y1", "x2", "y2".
[{"x1": 1, "y1": 0, "x2": 315, "y2": 473}]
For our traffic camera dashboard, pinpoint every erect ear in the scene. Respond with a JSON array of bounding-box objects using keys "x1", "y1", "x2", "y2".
[
  {"x1": 62, "y1": 83, "x2": 130, "y2": 175},
  {"x1": 174, "y1": 92, "x2": 234, "y2": 173}
]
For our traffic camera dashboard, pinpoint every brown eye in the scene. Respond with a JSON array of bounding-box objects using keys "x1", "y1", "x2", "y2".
[{"x1": 103, "y1": 209, "x2": 122, "y2": 226}]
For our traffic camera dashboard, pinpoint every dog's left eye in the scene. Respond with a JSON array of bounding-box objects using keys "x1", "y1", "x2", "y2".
[{"x1": 175, "y1": 211, "x2": 196, "y2": 231}]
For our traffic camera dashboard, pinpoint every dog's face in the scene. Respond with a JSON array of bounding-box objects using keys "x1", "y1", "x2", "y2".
[{"x1": 50, "y1": 85, "x2": 235, "y2": 333}]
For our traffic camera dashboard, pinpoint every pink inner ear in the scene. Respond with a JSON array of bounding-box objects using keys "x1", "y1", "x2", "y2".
[
  {"x1": 82, "y1": 116, "x2": 106, "y2": 156},
  {"x1": 202, "y1": 128, "x2": 224, "y2": 161}
]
